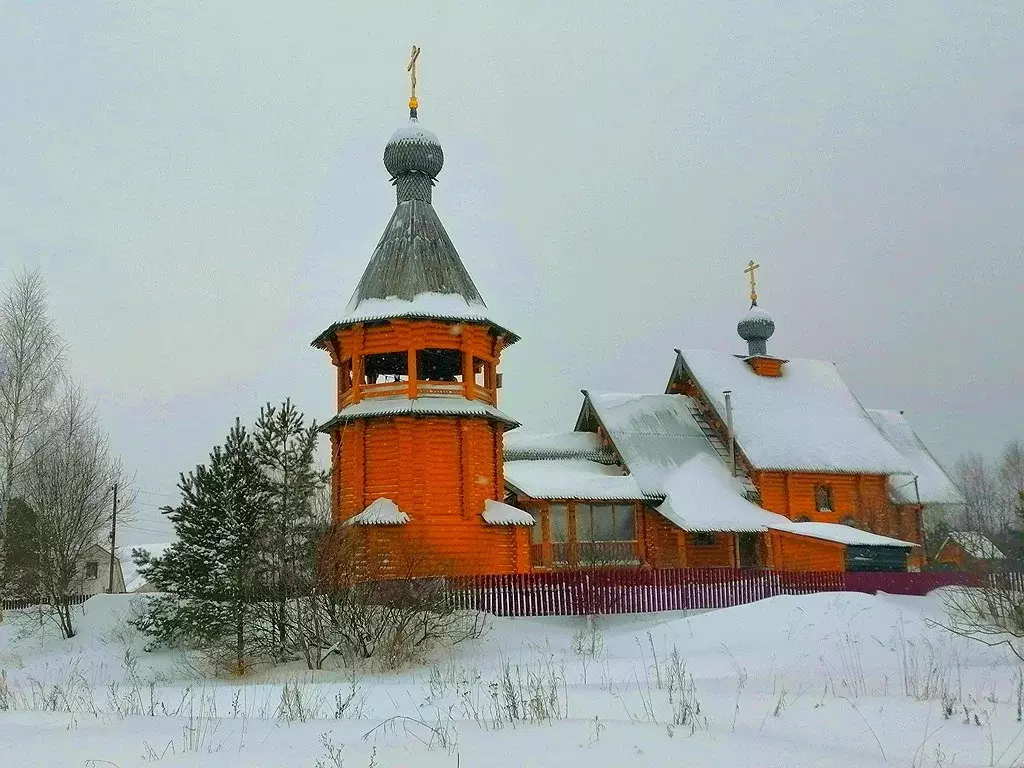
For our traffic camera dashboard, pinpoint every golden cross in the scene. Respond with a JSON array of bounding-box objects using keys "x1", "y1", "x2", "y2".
[
  {"x1": 407, "y1": 45, "x2": 421, "y2": 110},
  {"x1": 744, "y1": 260, "x2": 760, "y2": 305}
]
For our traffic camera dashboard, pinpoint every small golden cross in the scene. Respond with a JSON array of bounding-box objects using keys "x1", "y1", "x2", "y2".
[
  {"x1": 407, "y1": 45, "x2": 421, "y2": 110},
  {"x1": 744, "y1": 260, "x2": 760, "y2": 305}
]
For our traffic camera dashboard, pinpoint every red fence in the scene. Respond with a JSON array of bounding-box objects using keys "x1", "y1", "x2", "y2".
[{"x1": 446, "y1": 568, "x2": 1020, "y2": 617}]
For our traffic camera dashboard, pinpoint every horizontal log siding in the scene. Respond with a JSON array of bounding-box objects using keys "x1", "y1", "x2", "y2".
[
  {"x1": 770, "y1": 530, "x2": 845, "y2": 571},
  {"x1": 755, "y1": 471, "x2": 890, "y2": 525},
  {"x1": 641, "y1": 507, "x2": 684, "y2": 568},
  {"x1": 684, "y1": 533, "x2": 736, "y2": 568},
  {"x1": 332, "y1": 415, "x2": 520, "y2": 577}
]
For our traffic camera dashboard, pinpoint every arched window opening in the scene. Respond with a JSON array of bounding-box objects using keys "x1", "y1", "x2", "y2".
[
  {"x1": 363, "y1": 352, "x2": 408, "y2": 384},
  {"x1": 339, "y1": 358, "x2": 353, "y2": 394},
  {"x1": 815, "y1": 484, "x2": 834, "y2": 513},
  {"x1": 840, "y1": 516, "x2": 860, "y2": 529},
  {"x1": 416, "y1": 348, "x2": 463, "y2": 382},
  {"x1": 473, "y1": 357, "x2": 494, "y2": 389}
]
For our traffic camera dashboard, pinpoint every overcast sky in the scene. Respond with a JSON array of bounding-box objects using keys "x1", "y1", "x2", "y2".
[{"x1": 1, "y1": 3, "x2": 1021, "y2": 544}]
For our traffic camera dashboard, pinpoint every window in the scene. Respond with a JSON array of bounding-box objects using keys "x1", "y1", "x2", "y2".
[
  {"x1": 549, "y1": 504, "x2": 568, "y2": 542},
  {"x1": 574, "y1": 504, "x2": 635, "y2": 542},
  {"x1": 840, "y1": 516, "x2": 860, "y2": 529},
  {"x1": 416, "y1": 348, "x2": 463, "y2": 382},
  {"x1": 339, "y1": 358, "x2": 353, "y2": 394},
  {"x1": 85, "y1": 561, "x2": 99, "y2": 579},
  {"x1": 473, "y1": 357, "x2": 493, "y2": 389},
  {"x1": 691, "y1": 532, "x2": 716, "y2": 546},
  {"x1": 815, "y1": 484, "x2": 834, "y2": 512},
  {"x1": 530, "y1": 511, "x2": 543, "y2": 544},
  {"x1": 793, "y1": 515, "x2": 811, "y2": 523},
  {"x1": 362, "y1": 352, "x2": 408, "y2": 384}
]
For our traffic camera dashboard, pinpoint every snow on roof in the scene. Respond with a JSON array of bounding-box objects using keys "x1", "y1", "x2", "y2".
[
  {"x1": 678, "y1": 350, "x2": 909, "y2": 475},
  {"x1": 116, "y1": 543, "x2": 172, "y2": 592},
  {"x1": 865, "y1": 409, "x2": 965, "y2": 505},
  {"x1": 341, "y1": 292, "x2": 497, "y2": 328},
  {"x1": 389, "y1": 120, "x2": 440, "y2": 144},
  {"x1": 584, "y1": 392, "x2": 723, "y2": 497},
  {"x1": 503, "y1": 431, "x2": 612, "y2": 462},
  {"x1": 945, "y1": 531, "x2": 1005, "y2": 560},
  {"x1": 321, "y1": 396, "x2": 519, "y2": 430},
  {"x1": 504, "y1": 459, "x2": 647, "y2": 501},
  {"x1": 771, "y1": 522, "x2": 917, "y2": 548},
  {"x1": 657, "y1": 453, "x2": 789, "y2": 532},
  {"x1": 347, "y1": 498, "x2": 410, "y2": 525},
  {"x1": 482, "y1": 499, "x2": 536, "y2": 525}
]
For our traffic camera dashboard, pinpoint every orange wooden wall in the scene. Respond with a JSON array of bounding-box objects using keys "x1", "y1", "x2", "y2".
[
  {"x1": 683, "y1": 533, "x2": 736, "y2": 568},
  {"x1": 769, "y1": 530, "x2": 845, "y2": 571},
  {"x1": 322, "y1": 318, "x2": 520, "y2": 579}
]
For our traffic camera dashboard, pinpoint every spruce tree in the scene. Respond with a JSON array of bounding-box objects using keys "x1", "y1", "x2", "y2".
[{"x1": 134, "y1": 419, "x2": 271, "y2": 673}]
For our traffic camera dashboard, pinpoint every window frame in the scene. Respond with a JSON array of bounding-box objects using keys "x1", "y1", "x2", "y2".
[
  {"x1": 814, "y1": 484, "x2": 834, "y2": 513},
  {"x1": 85, "y1": 561, "x2": 99, "y2": 580}
]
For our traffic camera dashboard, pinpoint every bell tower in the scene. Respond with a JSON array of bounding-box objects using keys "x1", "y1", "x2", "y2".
[{"x1": 312, "y1": 49, "x2": 531, "y2": 577}]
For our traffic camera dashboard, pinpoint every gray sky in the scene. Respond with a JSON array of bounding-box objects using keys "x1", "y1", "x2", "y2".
[{"x1": 1, "y1": 3, "x2": 1021, "y2": 544}]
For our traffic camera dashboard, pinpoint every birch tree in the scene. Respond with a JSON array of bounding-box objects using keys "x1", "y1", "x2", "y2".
[
  {"x1": 0, "y1": 268, "x2": 65, "y2": 509},
  {"x1": 19, "y1": 383, "x2": 125, "y2": 638}
]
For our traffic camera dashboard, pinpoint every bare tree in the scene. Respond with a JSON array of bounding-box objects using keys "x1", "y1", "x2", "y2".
[
  {"x1": 0, "y1": 268, "x2": 65, "y2": 508},
  {"x1": 1000, "y1": 441, "x2": 1024, "y2": 524},
  {"x1": 19, "y1": 382, "x2": 125, "y2": 638},
  {"x1": 952, "y1": 453, "x2": 1008, "y2": 539}
]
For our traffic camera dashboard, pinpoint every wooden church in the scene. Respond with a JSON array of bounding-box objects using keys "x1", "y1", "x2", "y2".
[{"x1": 314, "y1": 54, "x2": 963, "y2": 578}]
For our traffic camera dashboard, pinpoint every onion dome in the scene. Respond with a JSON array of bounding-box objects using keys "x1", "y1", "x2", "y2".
[
  {"x1": 738, "y1": 305, "x2": 775, "y2": 357},
  {"x1": 384, "y1": 120, "x2": 444, "y2": 179}
]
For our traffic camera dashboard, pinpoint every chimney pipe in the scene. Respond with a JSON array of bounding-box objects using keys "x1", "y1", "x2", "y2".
[{"x1": 723, "y1": 390, "x2": 736, "y2": 476}]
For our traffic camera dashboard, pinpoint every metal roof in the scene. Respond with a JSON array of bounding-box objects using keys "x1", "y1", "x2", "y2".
[
  {"x1": 579, "y1": 392, "x2": 724, "y2": 498},
  {"x1": 320, "y1": 396, "x2": 519, "y2": 430}
]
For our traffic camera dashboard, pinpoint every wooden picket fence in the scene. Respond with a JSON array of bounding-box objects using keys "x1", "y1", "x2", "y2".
[
  {"x1": 445, "y1": 568, "x2": 1022, "y2": 618},
  {"x1": 1, "y1": 594, "x2": 92, "y2": 612}
]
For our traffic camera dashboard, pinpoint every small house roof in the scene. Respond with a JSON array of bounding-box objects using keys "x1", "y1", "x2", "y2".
[
  {"x1": 504, "y1": 458, "x2": 647, "y2": 501},
  {"x1": 503, "y1": 431, "x2": 614, "y2": 462},
  {"x1": 770, "y1": 522, "x2": 917, "y2": 548},
  {"x1": 579, "y1": 391, "x2": 723, "y2": 498},
  {"x1": 944, "y1": 531, "x2": 1006, "y2": 560},
  {"x1": 321, "y1": 396, "x2": 519, "y2": 430},
  {"x1": 657, "y1": 453, "x2": 789, "y2": 532},
  {"x1": 116, "y1": 543, "x2": 172, "y2": 592},
  {"x1": 675, "y1": 350, "x2": 909, "y2": 475},
  {"x1": 865, "y1": 409, "x2": 965, "y2": 505}
]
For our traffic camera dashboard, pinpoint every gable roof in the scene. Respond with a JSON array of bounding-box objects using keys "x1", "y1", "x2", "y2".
[
  {"x1": 674, "y1": 350, "x2": 909, "y2": 475},
  {"x1": 578, "y1": 391, "x2": 724, "y2": 498},
  {"x1": 656, "y1": 453, "x2": 789, "y2": 532},
  {"x1": 943, "y1": 531, "x2": 1006, "y2": 560},
  {"x1": 865, "y1": 409, "x2": 964, "y2": 505}
]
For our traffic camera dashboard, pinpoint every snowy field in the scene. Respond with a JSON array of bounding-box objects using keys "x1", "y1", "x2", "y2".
[{"x1": 1, "y1": 591, "x2": 1022, "y2": 767}]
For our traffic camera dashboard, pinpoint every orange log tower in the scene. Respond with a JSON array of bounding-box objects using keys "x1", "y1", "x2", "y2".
[{"x1": 312, "y1": 65, "x2": 531, "y2": 577}]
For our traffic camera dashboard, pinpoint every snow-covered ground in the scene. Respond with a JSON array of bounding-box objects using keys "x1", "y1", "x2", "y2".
[{"x1": 1, "y1": 590, "x2": 1021, "y2": 767}]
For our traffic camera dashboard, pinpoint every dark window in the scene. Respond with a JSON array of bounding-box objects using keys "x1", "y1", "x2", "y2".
[
  {"x1": 363, "y1": 352, "x2": 408, "y2": 384},
  {"x1": 793, "y1": 515, "x2": 811, "y2": 523},
  {"x1": 85, "y1": 561, "x2": 99, "y2": 579},
  {"x1": 416, "y1": 348, "x2": 463, "y2": 382},
  {"x1": 692, "y1": 532, "x2": 716, "y2": 546},
  {"x1": 815, "y1": 484, "x2": 834, "y2": 512},
  {"x1": 840, "y1": 516, "x2": 860, "y2": 529}
]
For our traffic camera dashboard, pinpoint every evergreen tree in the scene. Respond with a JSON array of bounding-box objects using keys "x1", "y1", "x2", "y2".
[
  {"x1": 134, "y1": 419, "x2": 271, "y2": 673},
  {"x1": 252, "y1": 399, "x2": 328, "y2": 663},
  {"x1": 1, "y1": 497, "x2": 41, "y2": 599}
]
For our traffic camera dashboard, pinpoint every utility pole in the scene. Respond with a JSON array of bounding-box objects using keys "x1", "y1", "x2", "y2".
[{"x1": 107, "y1": 483, "x2": 118, "y2": 593}]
